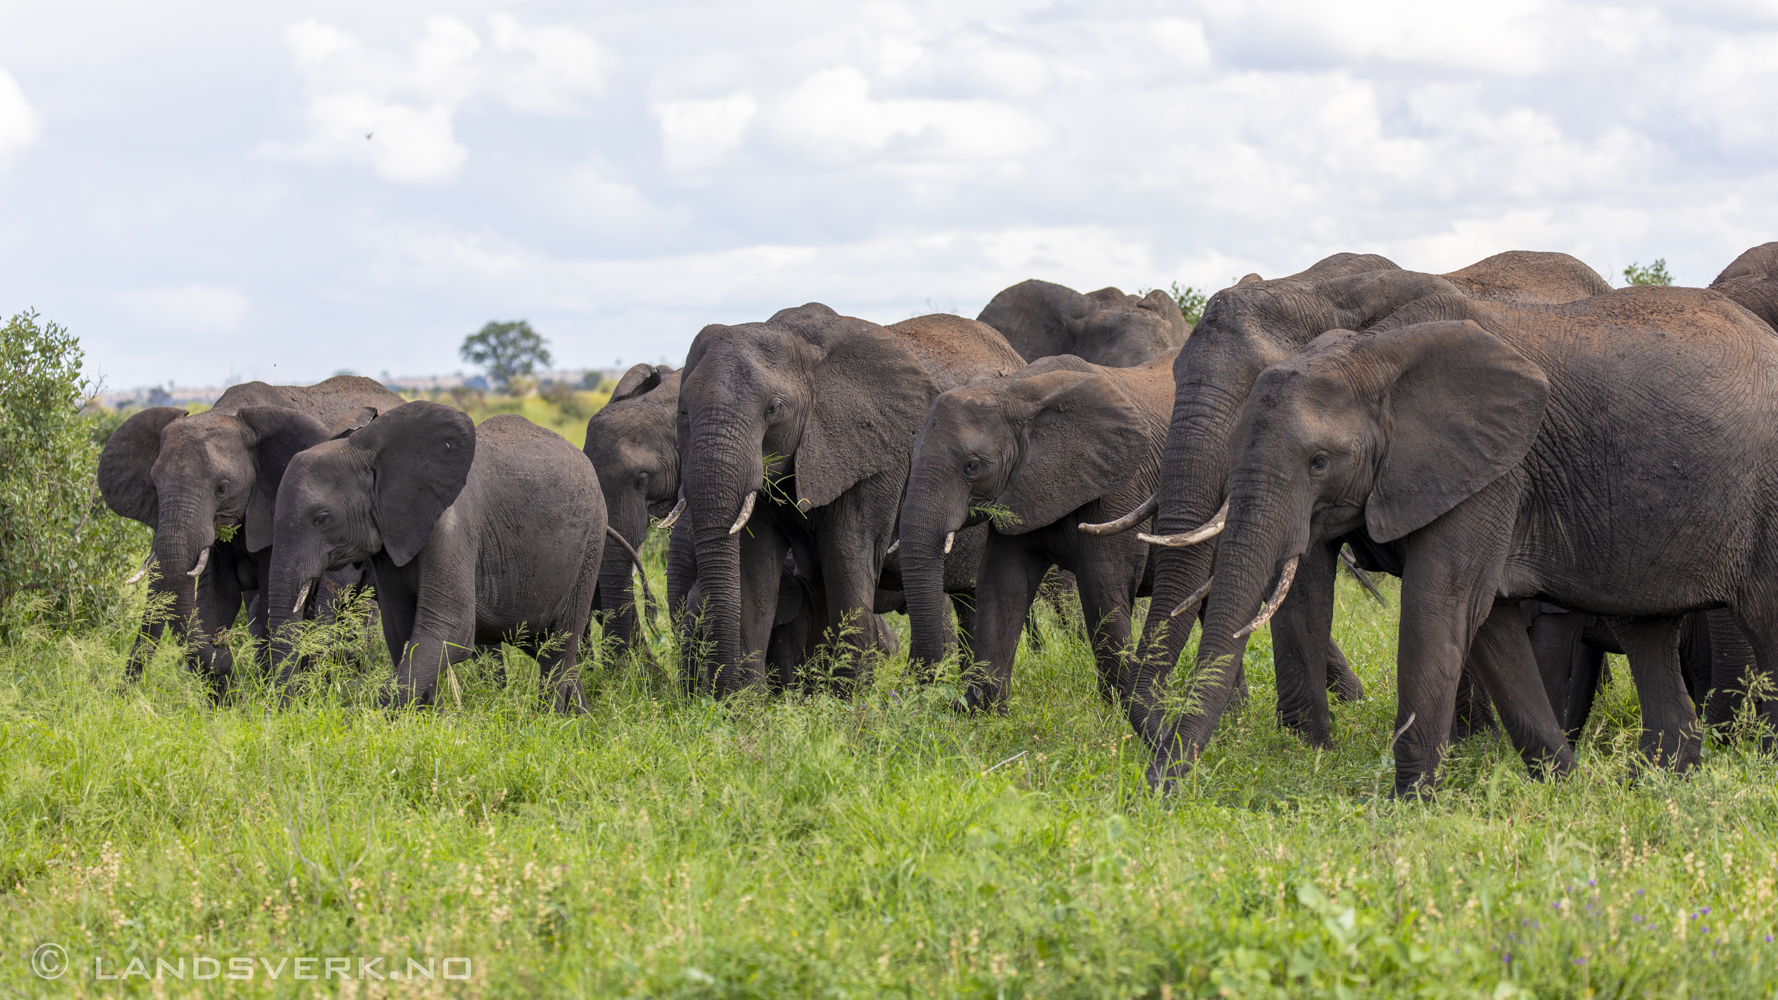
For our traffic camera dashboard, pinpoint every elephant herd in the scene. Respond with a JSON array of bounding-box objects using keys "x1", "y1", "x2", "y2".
[{"x1": 97, "y1": 243, "x2": 1778, "y2": 796}]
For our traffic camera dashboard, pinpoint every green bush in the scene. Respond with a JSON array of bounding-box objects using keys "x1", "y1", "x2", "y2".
[
  {"x1": 1171, "y1": 281, "x2": 1208, "y2": 325},
  {"x1": 1623, "y1": 259, "x2": 1673, "y2": 286},
  {"x1": 0, "y1": 310, "x2": 146, "y2": 633}
]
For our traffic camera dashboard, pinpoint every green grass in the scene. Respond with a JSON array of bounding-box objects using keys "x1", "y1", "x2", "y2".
[
  {"x1": 3, "y1": 554, "x2": 1777, "y2": 998},
  {"x1": 402, "y1": 390, "x2": 613, "y2": 448}
]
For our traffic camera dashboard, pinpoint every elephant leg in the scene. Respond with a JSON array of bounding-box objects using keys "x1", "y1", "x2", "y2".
[
  {"x1": 766, "y1": 573, "x2": 813, "y2": 691},
  {"x1": 813, "y1": 507, "x2": 890, "y2": 695},
  {"x1": 1468, "y1": 605, "x2": 1574, "y2": 779},
  {"x1": 951, "y1": 592, "x2": 978, "y2": 667},
  {"x1": 1326, "y1": 640, "x2": 1363, "y2": 702},
  {"x1": 1077, "y1": 573, "x2": 1134, "y2": 708},
  {"x1": 1450, "y1": 653, "x2": 1500, "y2": 744},
  {"x1": 533, "y1": 628, "x2": 589, "y2": 714},
  {"x1": 734, "y1": 520, "x2": 790, "y2": 692},
  {"x1": 966, "y1": 536, "x2": 1045, "y2": 712},
  {"x1": 1605, "y1": 615, "x2": 1701, "y2": 772},
  {"x1": 194, "y1": 553, "x2": 244, "y2": 702},
  {"x1": 1269, "y1": 540, "x2": 1338, "y2": 747},
  {"x1": 1524, "y1": 605, "x2": 1604, "y2": 741},
  {"x1": 381, "y1": 563, "x2": 476, "y2": 709},
  {"x1": 1702, "y1": 607, "x2": 1757, "y2": 732}
]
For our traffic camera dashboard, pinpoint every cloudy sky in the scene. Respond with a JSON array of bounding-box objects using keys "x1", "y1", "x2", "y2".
[{"x1": 2, "y1": 0, "x2": 1776, "y2": 389}]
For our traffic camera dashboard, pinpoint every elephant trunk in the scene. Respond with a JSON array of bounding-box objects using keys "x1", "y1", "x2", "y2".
[
  {"x1": 265, "y1": 534, "x2": 330, "y2": 689},
  {"x1": 598, "y1": 490, "x2": 651, "y2": 646},
  {"x1": 144, "y1": 495, "x2": 218, "y2": 657},
  {"x1": 684, "y1": 422, "x2": 763, "y2": 694},
  {"x1": 899, "y1": 464, "x2": 970, "y2": 672},
  {"x1": 1145, "y1": 477, "x2": 1301, "y2": 788}
]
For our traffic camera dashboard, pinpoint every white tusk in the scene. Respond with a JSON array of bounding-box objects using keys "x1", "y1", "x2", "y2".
[
  {"x1": 657, "y1": 497, "x2": 686, "y2": 530},
  {"x1": 124, "y1": 551, "x2": 154, "y2": 585},
  {"x1": 1169, "y1": 576, "x2": 1214, "y2": 618},
  {"x1": 186, "y1": 548, "x2": 209, "y2": 578},
  {"x1": 1137, "y1": 500, "x2": 1228, "y2": 548},
  {"x1": 1079, "y1": 492, "x2": 1159, "y2": 536},
  {"x1": 885, "y1": 539, "x2": 900, "y2": 556},
  {"x1": 1234, "y1": 557, "x2": 1299, "y2": 638},
  {"x1": 727, "y1": 492, "x2": 757, "y2": 535},
  {"x1": 291, "y1": 580, "x2": 313, "y2": 616},
  {"x1": 943, "y1": 531, "x2": 954, "y2": 555}
]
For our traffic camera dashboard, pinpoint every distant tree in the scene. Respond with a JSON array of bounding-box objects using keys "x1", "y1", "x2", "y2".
[
  {"x1": 1623, "y1": 259, "x2": 1673, "y2": 287},
  {"x1": 1170, "y1": 281, "x2": 1208, "y2": 325},
  {"x1": 460, "y1": 320, "x2": 552, "y2": 391}
]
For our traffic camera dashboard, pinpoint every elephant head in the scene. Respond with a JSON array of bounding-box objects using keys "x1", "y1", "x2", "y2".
[
  {"x1": 899, "y1": 356, "x2": 1153, "y2": 666},
  {"x1": 977, "y1": 279, "x2": 1189, "y2": 367},
  {"x1": 96, "y1": 403, "x2": 372, "y2": 674},
  {"x1": 677, "y1": 303, "x2": 937, "y2": 690},
  {"x1": 1150, "y1": 320, "x2": 1548, "y2": 784},
  {"x1": 583, "y1": 364, "x2": 681, "y2": 644},
  {"x1": 265, "y1": 402, "x2": 475, "y2": 675}
]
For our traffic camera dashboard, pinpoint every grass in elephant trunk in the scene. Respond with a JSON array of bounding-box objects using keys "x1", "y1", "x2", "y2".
[{"x1": 3, "y1": 558, "x2": 1777, "y2": 998}]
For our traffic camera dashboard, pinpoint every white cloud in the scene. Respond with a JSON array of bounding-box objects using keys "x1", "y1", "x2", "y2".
[
  {"x1": 122, "y1": 286, "x2": 250, "y2": 334},
  {"x1": 0, "y1": 68, "x2": 39, "y2": 163},
  {"x1": 655, "y1": 92, "x2": 757, "y2": 172},
  {"x1": 763, "y1": 65, "x2": 1048, "y2": 164},
  {"x1": 267, "y1": 14, "x2": 605, "y2": 183}
]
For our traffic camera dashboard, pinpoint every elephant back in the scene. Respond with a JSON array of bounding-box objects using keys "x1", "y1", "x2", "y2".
[
  {"x1": 885, "y1": 312, "x2": 1026, "y2": 392},
  {"x1": 1439, "y1": 250, "x2": 1611, "y2": 305},
  {"x1": 1711, "y1": 242, "x2": 1778, "y2": 332}
]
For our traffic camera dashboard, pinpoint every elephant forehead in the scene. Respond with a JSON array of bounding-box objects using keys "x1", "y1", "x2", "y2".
[{"x1": 157, "y1": 414, "x2": 249, "y2": 472}]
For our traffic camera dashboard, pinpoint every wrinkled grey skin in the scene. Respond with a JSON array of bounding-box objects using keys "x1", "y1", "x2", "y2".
[
  {"x1": 583, "y1": 364, "x2": 682, "y2": 646},
  {"x1": 1525, "y1": 604, "x2": 1761, "y2": 745},
  {"x1": 1710, "y1": 241, "x2": 1778, "y2": 332},
  {"x1": 267, "y1": 405, "x2": 606, "y2": 710},
  {"x1": 1174, "y1": 288, "x2": 1778, "y2": 796},
  {"x1": 676, "y1": 303, "x2": 1023, "y2": 695},
  {"x1": 1120, "y1": 251, "x2": 1611, "y2": 775},
  {"x1": 978, "y1": 280, "x2": 1190, "y2": 368},
  {"x1": 96, "y1": 375, "x2": 402, "y2": 694}
]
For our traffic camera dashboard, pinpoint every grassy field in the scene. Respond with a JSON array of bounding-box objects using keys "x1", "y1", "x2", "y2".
[{"x1": 4, "y1": 530, "x2": 1778, "y2": 997}]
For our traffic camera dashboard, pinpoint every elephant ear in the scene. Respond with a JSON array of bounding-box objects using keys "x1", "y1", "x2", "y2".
[
  {"x1": 793, "y1": 319, "x2": 938, "y2": 511},
  {"x1": 96, "y1": 407, "x2": 187, "y2": 526},
  {"x1": 237, "y1": 406, "x2": 334, "y2": 553},
  {"x1": 1362, "y1": 320, "x2": 1549, "y2": 543},
  {"x1": 349, "y1": 401, "x2": 477, "y2": 566},
  {"x1": 1328, "y1": 269, "x2": 1464, "y2": 328},
  {"x1": 325, "y1": 406, "x2": 379, "y2": 439},
  {"x1": 610, "y1": 363, "x2": 669, "y2": 403},
  {"x1": 996, "y1": 369, "x2": 1149, "y2": 533}
]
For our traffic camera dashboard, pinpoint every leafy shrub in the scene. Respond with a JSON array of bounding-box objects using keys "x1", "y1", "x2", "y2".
[
  {"x1": 0, "y1": 311, "x2": 147, "y2": 633},
  {"x1": 1623, "y1": 259, "x2": 1673, "y2": 286},
  {"x1": 1170, "y1": 281, "x2": 1208, "y2": 325}
]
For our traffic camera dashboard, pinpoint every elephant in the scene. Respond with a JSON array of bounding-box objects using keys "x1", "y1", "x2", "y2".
[
  {"x1": 676, "y1": 303, "x2": 1024, "y2": 695},
  {"x1": 1710, "y1": 242, "x2": 1778, "y2": 331},
  {"x1": 264, "y1": 403, "x2": 608, "y2": 711},
  {"x1": 1167, "y1": 286, "x2": 1778, "y2": 795},
  {"x1": 977, "y1": 280, "x2": 1190, "y2": 367},
  {"x1": 96, "y1": 375, "x2": 403, "y2": 693},
  {"x1": 583, "y1": 363, "x2": 681, "y2": 646},
  {"x1": 1109, "y1": 251, "x2": 1611, "y2": 768}
]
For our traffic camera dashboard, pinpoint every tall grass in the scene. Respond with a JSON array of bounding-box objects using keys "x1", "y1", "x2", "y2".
[{"x1": 2, "y1": 558, "x2": 1775, "y2": 997}]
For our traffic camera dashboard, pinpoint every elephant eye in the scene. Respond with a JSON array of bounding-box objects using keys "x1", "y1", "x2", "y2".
[
  {"x1": 765, "y1": 396, "x2": 783, "y2": 417},
  {"x1": 634, "y1": 470, "x2": 649, "y2": 490},
  {"x1": 1308, "y1": 453, "x2": 1330, "y2": 475},
  {"x1": 215, "y1": 481, "x2": 230, "y2": 497},
  {"x1": 312, "y1": 510, "x2": 332, "y2": 527},
  {"x1": 963, "y1": 459, "x2": 982, "y2": 477}
]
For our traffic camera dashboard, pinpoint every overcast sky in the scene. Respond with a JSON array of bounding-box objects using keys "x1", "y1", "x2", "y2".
[{"x1": 2, "y1": 0, "x2": 1776, "y2": 389}]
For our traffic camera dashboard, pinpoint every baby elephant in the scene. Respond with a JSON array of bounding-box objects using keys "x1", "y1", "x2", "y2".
[{"x1": 265, "y1": 402, "x2": 608, "y2": 711}]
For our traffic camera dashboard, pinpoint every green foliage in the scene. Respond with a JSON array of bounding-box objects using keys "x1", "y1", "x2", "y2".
[
  {"x1": 1171, "y1": 281, "x2": 1209, "y2": 325},
  {"x1": 3, "y1": 559, "x2": 1777, "y2": 997},
  {"x1": 0, "y1": 311, "x2": 146, "y2": 633},
  {"x1": 970, "y1": 500, "x2": 1023, "y2": 530},
  {"x1": 1623, "y1": 259, "x2": 1674, "y2": 287},
  {"x1": 460, "y1": 320, "x2": 553, "y2": 391}
]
